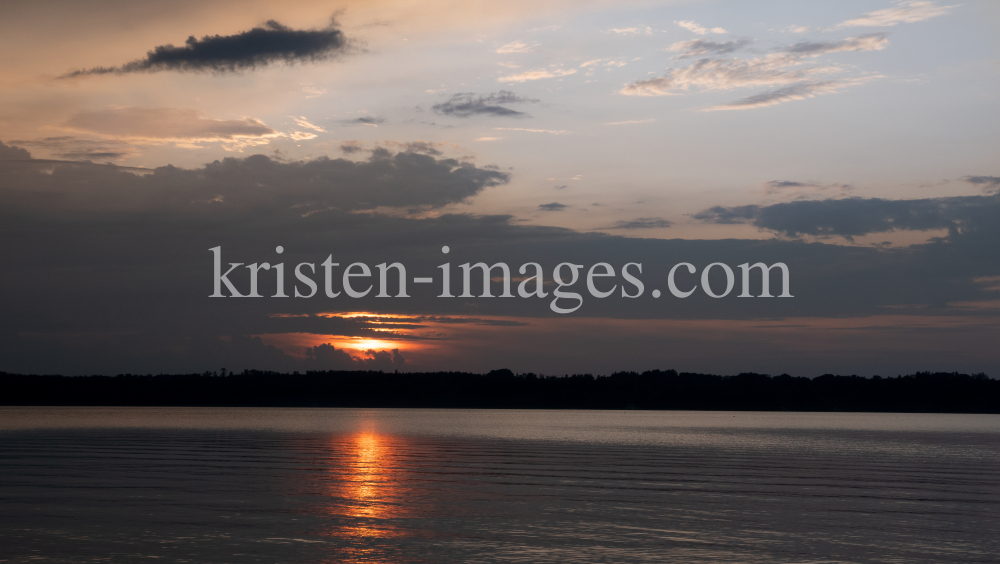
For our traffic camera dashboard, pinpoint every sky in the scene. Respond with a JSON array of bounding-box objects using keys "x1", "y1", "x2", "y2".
[{"x1": 0, "y1": 0, "x2": 998, "y2": 376}]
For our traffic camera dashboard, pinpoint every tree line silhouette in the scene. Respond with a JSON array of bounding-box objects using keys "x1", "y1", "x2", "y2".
[{"x1": 1, "y1": 370, "x2": 997, "y2": 412}]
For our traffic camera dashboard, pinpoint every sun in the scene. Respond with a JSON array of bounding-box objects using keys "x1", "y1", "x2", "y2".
[{"x1": 345, "y1": 338, "x2": 401, "y2": 351}]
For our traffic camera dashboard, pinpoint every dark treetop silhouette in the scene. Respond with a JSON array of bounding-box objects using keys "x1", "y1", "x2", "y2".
[{"x1": 1, "y1": 370, "x2": 996, "y2": 413}]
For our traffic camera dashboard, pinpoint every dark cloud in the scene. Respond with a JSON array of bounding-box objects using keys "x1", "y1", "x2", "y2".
[
  {"x1": 963, "y1": 176, "x2": 1000, "y2": 193},
  {"x1": 0, "y1": 140, "x2": 31, "y2": 160},
  {"x1": 669, "y1": 38, "x2": 754, "y2": 58},
  {"x1": 62, "y1": 19, "x2": 347, "y2": 77},
  {"x1": 340, "y1": 141, "x2": 365, "y2": 154},
  {"x1": 783, "y1": 33, "x2": 888, "y2": 56},
  {"x1": 601, "y1": 217, "x2": 673, "y2": 229},
  {"x1": 554, "y1": 185, "x2": 567, "y2": 190},
  {"x1": 695, "y1": 195, "x2": 1000, "y2": 240},
  {"x1": 432, "y1": 91, "x2": 538, "y2": 118},
  {"x1": 0, "y1": 147, "x2": 508, "y2": 213},
  {"x1": 692, "y1": 205, "x2": 760, "y2": 224},
  {"x1": 306, "y1": 344, "x2": 406, "y2": 372},
  {"x1": 538, "y1": 202, "x2": 568, "y2": 211}
]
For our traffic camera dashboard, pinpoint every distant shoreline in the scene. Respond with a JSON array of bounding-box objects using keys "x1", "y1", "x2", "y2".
[{"x1": 1, "y1": 370, "x2": 997, "y2": 413}]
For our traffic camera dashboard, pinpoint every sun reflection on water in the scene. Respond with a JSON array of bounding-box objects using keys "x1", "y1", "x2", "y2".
[{"x1": 313, "y1": 431, "x2": 412, "y2": 561}]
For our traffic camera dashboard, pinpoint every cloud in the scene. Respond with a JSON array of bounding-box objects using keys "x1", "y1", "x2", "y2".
[
  {"x1": 339, "y1": 140, "x2": 365, "y2": 154},
  {"x1": 302, "y1": 85, "x2": 327, "y2": 98},
  {"x1": 498, "y1": 68, "x2": 576, "y2": 82},
  {"x1": 838, "y1": 1, "x2": 957, "y2": 28},
  {"x1": 762, "y1": 180, "x2": 855, "y2": 195},
  {"x1": 620, "y1": 53, "x2": 835, "y2": 96},
  {"x1": 379, "y1": 141, "x2": 451, "y2": 156},
  {"x1": 668, "y1": 39, "x2": 754, "y2": 58},
  {"x1": 676, "y1": 21, "x2": 727, "y2": 35},
  {"x1": 305, "y1": 343, "x2": 406, "y2": 371},
  {"x1": 694, "y1": 194, "x2": 1000, "y2": 240},
  {"x1": 496, "y1": 41, "x2": 536, "y2": 54},
  {"x1": 601, "y1": 217, "x2": 673, "y2": 229},
  {"x1": 414, "y1": 316, "x2": 529, "y2": 327},
  {"x1": 431, "y1": 91, "x2": 538, "y2": 118},
  {"x1": 291, "y1": 116, "x2": 326, "y2": 132},
  {"x1": 784, "y1": 33, "x2": 889, "y2": 56},
  {"x1": 622, "y1": 32, "x2": 885, "y2": 106},
  {"x1": 62, "y1": 19, "x2": 347, "y2": 77},
  {"x1": 0, "y1": 148, "x2": 509, "y2": 213},
  {"x1": 494, "y1": 127, "x2": 570, "y2": 135},
  {"x1": 609, "y1": 27, "x2": 653, "y2": 35},
  {"x1": 337, "y1": 117, "x2": 385, "y2": 127},
  {"x1": 0, "y1": 140, "x2": 31, "y2": 160},
  {"x1": 538, "y1": 202, "x2": 568, "y2": 211},
  {"x1": 702, "y1": 78, "x2": 874, "y2": 111},
  {"x1": 963, "y1": 176, "x2": 1000, "y2": 193},
  {"x1": 691, "y1": 205, "x2": 761, "y2": 225},
  {"x1": 62, "y1": 107, "x2": 278, "y2": 144},
  {"x1": 7, "y1": 137, "x2": 139, "y2": 161}
]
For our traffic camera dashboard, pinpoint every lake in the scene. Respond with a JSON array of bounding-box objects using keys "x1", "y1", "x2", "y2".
[{"x1": 1, "y1": 408, "x2": 998, "y2": 563}]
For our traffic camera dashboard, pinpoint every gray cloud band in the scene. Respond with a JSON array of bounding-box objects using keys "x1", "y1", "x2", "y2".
[{"x1": 1, "y1": 140, "x2": 997, "y2": 374}]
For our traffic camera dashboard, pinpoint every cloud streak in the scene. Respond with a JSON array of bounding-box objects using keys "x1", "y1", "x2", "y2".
[
  {"x1": 494, "y1": 127, "x2": 570, "y2": 135},
  {"x1": 600, "y1": 217, "x2": 673, "y2": 229},
  {"x1": 838, "y1": 1, "x2": 957, "y2": 28},
  {"x1": 496, "y1": 41, "x2": 536, "y2": 54},
  {"x1": 538, "y1": 202, "x2": 568, "y2": 211},
  {"x1": 432, "y1": 91, "x2": 538, "y2": 118},
  {"x1": 62, "y1": 19, "x2": 347, "y2": 77},
  {"x1": 621, "y1": 53, "x2": 836, "y2": 96},
  {"x1": 62, "y1": 107, "x2": 277, "y2": 142},
  {"x1": 785, "y1": 33, "x2": 889, "y2": 56},
  {"x1": 668, "y1": 39, "x2": 754, "y2": 58},
  {"x1": 702, "y1": 78, "x2": 875, "y2": 111},
  {"x1": 762, "y1": 180, "x2": 855, "y2": 195},
  {"x1": 7, "y1": 137, "x2": 139, "y2": 161},
  {"x1": 498, "y1": 69, "x2": 576, "y2": 83}
]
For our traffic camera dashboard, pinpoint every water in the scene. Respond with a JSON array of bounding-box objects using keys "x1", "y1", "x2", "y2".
[{"x1": 1, "y1": 408, "x2": 998, "y2": 563}]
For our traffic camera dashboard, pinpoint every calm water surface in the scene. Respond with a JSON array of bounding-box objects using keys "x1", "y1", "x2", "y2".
[{"x1": 0, "y1": 408, "x2": 998, "y2": 563}]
